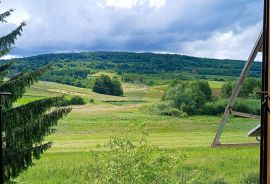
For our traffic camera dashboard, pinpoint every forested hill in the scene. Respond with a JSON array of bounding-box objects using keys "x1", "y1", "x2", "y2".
[
  {"x1": 1, "y1": 51, "x2": 262, "y2": 88},
  {"x1": 7, "y1": 51, "x2": 261, "y2": 76}
]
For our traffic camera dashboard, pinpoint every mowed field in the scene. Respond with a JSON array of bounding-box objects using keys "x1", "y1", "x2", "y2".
[{"x1": 16, "y1": 81, "x2": 259, "y2": 183}]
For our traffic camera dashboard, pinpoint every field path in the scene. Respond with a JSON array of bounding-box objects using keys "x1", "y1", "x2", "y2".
[{"x1": 71, "y1": 104, "x2": 143, "y2": 115}]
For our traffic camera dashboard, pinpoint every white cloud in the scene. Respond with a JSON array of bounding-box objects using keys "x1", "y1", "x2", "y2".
[
  {"x1": 104, "y1": 0, "x2": 138, "y2": 9},
  {"x1": 0, "y1": 54, "x2": 19, "y2": 60},
  {"x1": 0, "y1": 0, "x2": 263, "y2": 59},
  {"x1": 0, "y1": 3, "x2": 30, "y2": 26},
  {"x1": 104, "y1": 0, "x2": 166, "y2": 9},
  {"x1": 149, "y1": 0, "x2": 166, "y2": 9},
  {"x1": 6, "y1": 10, "x2": 30, "y2": 26},
  {"x1": 181, "y1": 23, "x2": 262, "y2": 60}
]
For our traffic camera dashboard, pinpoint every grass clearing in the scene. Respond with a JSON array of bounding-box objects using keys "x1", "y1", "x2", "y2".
[{"x1": 15, "y1": 80, "x2": 260, "y2": 183}]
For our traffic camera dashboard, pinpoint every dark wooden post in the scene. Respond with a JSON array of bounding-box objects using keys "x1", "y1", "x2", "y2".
[{"x1": 261, "y1": 0, "x2": 270, "y2": 183}]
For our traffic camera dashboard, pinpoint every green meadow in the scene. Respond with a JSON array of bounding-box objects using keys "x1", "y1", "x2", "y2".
[{"x1": 15, "y1": 81, "x2": 260, "y2": 183}]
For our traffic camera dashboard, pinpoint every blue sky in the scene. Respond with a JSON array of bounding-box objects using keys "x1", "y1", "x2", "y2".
[{"x1": 0, "y1": 0, "x2": 263, "y2": 60}]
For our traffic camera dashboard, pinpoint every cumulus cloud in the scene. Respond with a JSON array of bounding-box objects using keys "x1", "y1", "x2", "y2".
[
  {"x1": 0, "y1": 0, "x2": 264, "y2": 60},
  {"x1": 182, "y1": 23, "x2": 262, "y2": 60},
  {"x1": 103, "y1": 0, "x2": 166, "y2": 9}
]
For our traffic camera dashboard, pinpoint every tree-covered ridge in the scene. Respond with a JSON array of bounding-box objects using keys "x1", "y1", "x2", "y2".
[
  {"x1": 9, "y1": 52, "x2": 262, "y2": 75},
  {"x1": 1, "y1": 51, "x2": 261, "y2": 88}
]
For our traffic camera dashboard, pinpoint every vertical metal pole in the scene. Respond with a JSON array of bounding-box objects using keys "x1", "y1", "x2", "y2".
[{"x1": 262, "y1": 0, "x2": 270, "y2": 183}]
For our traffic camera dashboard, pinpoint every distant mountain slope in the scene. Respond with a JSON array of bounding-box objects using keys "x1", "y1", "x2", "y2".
[
  {"x1": 0, "y1": 51, "x2": 261, "y2": 87},
  {"x1": 6, "y1": 51, "x2": 261, "y2": 75}
]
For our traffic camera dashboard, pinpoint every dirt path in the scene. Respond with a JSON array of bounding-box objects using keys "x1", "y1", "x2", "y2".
[{"x1": 71, "y1": 103, "x2": 143, "y2": 115}]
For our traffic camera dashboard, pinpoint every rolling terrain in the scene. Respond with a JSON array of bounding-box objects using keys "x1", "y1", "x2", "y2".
[{"x1": 15, "y1": 80, "x2": 260, "y2": 183}]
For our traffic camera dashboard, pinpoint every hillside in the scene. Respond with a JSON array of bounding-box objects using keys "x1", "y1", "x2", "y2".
[
  {"x1": 8, "y1": 51, "x2": 262, "y2": 74},
  {"x1": 1, "y1": 51, "x2": 261, "y2": 88},
  {"x1": 14, "y1": 80, "x2": 260, "y2": 183}
]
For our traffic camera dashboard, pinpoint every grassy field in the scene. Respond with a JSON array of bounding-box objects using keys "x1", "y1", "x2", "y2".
[{"x1": 15, "y1": 81, "x2": 260, "y2": 183}]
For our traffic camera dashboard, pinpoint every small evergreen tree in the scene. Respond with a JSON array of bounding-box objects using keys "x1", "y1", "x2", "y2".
[{"x1": 0, "y1": 5, "x2": 71, "y2": 182}]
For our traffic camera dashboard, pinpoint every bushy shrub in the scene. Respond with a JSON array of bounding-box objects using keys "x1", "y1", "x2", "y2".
[
  {"x1": 60, "y1": 98, "x2": 72, "y2": 107},
  {"x1": 70, "y1": 96, "x2": 85, "y2": 105},
  {"x1": 144, "y1": 101, "x2": 188, "y2": 118},
  {"x1": 80, "y1": 125, "x2": 210, "y2": 184},
  {"x1": 160, "y1": 107, "x2": 188, "y2": 118},
  {"x1": 92, "y1": 75, "x2": 123, "y2": 96},
  {"x1": 89, "y1": 98, "x2": 95, "y2": 103},
  {"x1": 220, "y1": 81, "x2": 235, "y2": 98},
  {"x1": 221, "y1": 78, "x2": 261, "y2": 98},
  {"x1": 202, "y1": 99, "x2": 227, "y2": 115},
  {"x1": 61, "y1": 96, "x2": 85, "y2": 106},
  {"x1": 202, "y1": 98, "x2": 260, "y2": 115},
  {"x1": 240, "y1": 78, "x2": 261, "y2": 98},
  {"x1": 162, "y1": 80, "x2": 212, "y2": 115}
]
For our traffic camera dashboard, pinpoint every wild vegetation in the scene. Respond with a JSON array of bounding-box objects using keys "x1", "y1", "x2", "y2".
[
  {"x1": 221, "y1": 77, "x2": 261, "y2": 98},
  {"x1": 0, "y1": 50, "x2": 261, "y2": 183},
  {"x1": 7, "y1": 75, "x2": 259, "y2": 183},
  {"x1": 144, "y1": 77, "x2": 260, "y2": 119},
  {"x1": 0, "y1": 22, "x2": 261, "y2": 182},
  {"x1": 0, "y1": 2, "x2": 262, "y2": 183}
]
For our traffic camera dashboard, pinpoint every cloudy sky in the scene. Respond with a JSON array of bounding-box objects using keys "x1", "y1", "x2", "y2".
[{"x1": 0, "y1": 0, "x2": 263, "y2": 60}]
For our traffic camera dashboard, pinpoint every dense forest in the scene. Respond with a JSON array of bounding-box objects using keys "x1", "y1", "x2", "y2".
[{"x1": 1, "y1": 51, "x2": 262, "y2": 87}]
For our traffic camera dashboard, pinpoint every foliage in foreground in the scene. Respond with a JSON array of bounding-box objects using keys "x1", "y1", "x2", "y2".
[
  {"x1": 240, "y1": 172, "x2": 259, "y2": 184},
  {"x1": 0, "y1": 6, "x2": 71, "y2": 182},
  {"x1": 81, "y1": 124, "x2": 228, "y2": 184}
]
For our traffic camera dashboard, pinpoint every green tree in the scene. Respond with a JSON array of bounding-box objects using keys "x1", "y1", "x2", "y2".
[
  {"x1": 162, "y1": 81, "x2": 212, "y2": 115},
  {"x1": 192, "y1": 80, "x2": 212, "y2": 101},
  {"x1": 221, "y1": 78, "x2": 261, "y2": 99},
  {"x1": 92, "y1": 75, "x2": 123, "y2": 96},
  {"x1": 0, "y1": 6, "x2": 71, "y2": 182},
  {"x1": 162, "y1": 82, "x2": 196, "y2": 115},
  {"x1": 111, "y1": 77, "x2": 124, "y2": 96},
  {"x1": 239, "y1": 78, "x2": 260, "y2": 98},
  {"x1": 70, "y1": 95, "x2": 85, "y2": 105},
  {"x1": 220, "y1": 81, "x2": 235, "y2": 98}
]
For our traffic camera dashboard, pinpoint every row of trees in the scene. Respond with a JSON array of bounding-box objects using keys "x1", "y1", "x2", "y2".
[
  {"x1": 221, "y1": 77, "x2": 261, "y2": 98},
  {"x1": 4, "y1": 50, "x2": 262, "y2": 85},
  {"x1": 41, "y1": 68, "x2": 93, "y2": 88},
  {"x1": 145, "y1": 80, "x2": 213, "y2": 117},
  {"x1": 148, "y1": 77, "x2": 261, "y2": 118},
  {"x1": 0, "y1": 6, "x2": 71, "y2": 182}
]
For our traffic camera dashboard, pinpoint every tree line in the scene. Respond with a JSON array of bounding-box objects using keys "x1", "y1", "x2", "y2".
[
  {"x1": 146, "y1": 77, "x2": 261, "y2": 118},
  {"x1": 1, "y1": 51, "x2": 262, "y2": 89}
]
